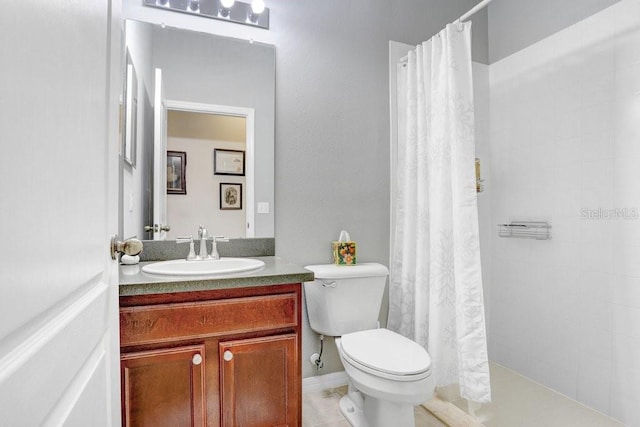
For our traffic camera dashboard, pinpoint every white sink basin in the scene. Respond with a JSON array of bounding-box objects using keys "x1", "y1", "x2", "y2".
[{"x1": 141, "y1": 258, "x2": 265, "y2": 276}]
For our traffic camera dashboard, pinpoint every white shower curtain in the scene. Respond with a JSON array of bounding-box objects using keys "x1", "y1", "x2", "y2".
[{"x1": 388, "y1": 22, "x2": 491, "y2": 403}]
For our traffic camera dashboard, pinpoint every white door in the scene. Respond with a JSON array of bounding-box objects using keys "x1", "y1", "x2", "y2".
[
  {"x1": 0, "y1": 0, "x2": 122, "y2": 425},
  {"x1": 153, "y1": 68, "x2": 169, "y2": 240}
]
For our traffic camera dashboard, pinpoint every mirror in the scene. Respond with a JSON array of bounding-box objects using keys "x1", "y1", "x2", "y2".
[{"x1": 121, "y1": 19, "x2": 275, "y2": 240}]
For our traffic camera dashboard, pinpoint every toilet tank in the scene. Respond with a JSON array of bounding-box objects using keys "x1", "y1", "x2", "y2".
[{"x1": 303, "y1": 263, "x2": 389, "y2": 336}]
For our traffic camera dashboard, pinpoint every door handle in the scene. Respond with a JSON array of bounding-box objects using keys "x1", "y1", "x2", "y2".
[
  {"x1": 110, "y1": 235, "x2": 143, "y2": 260},
  {"x1": 144, "y1": 224, "x2": 171, "y2": 232}
]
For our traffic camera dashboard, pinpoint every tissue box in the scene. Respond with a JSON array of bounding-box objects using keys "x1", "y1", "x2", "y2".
[{"x1": 332, "y1": 241, "x2": 357, "y2": 265}]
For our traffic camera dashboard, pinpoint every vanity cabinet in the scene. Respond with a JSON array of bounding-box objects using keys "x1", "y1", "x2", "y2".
[{"x1": 119, "y1": 283, "x2": 301, "y2": 427}]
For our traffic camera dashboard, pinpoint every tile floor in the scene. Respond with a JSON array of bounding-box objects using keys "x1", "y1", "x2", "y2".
[
  {"x1": 302, "y1": 362, "x2": 625, "y2": 427},
  {"x1": 463, "y1": 363, "x2": 624, "y2": 427},
  {"x1": 302, "y1": 385, "x2": 448, "y2": 427}
]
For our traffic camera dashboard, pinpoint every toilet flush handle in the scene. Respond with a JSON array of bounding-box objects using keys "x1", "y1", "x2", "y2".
[{"x1": 322, "y1": 281, "x2": 337, "y2": 288}]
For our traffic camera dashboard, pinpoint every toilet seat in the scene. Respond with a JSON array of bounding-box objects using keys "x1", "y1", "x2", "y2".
[{"x1": 339, "y1": 329, "x2": 431, "y2": 381}]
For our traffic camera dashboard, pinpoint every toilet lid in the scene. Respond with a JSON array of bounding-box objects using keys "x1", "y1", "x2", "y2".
[{"x1": 339, "y1": 329, "x2": 431, "y2": 377}]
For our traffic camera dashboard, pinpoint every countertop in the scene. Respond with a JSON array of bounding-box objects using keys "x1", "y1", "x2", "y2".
[{"x1": 119, "y1": 256, "x2": 314, "y2": 296}]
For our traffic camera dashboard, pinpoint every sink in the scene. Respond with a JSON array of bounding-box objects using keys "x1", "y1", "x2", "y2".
[{"x1": 141, "y1": 258, "x2": 265, "y2": 276}]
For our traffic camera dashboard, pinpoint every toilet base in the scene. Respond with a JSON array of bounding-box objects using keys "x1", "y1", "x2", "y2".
[
  {"x1": 339, "y1": 392, "x2": 416, "y2": 427},
  {"x1": 339, "y1": 395, "x2": 366, "y2": 427}
]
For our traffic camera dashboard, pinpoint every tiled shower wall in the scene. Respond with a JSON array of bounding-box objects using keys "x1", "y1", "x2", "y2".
[
  {"x1": 474, "y1": 62, "x2": 493, "y2": 331},
  {"x1": 487, "y1": 0, "x2": 640, "y2": 424}
]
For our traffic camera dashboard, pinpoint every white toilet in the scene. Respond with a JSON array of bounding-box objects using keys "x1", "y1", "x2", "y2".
[{"x1": 304, "y1": 263, "x2": 434, "y2": 427}]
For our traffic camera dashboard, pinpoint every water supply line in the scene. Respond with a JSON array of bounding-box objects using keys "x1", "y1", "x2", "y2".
[{"x1": 315, "y1": 334, "x2": 324, "y2": 370}]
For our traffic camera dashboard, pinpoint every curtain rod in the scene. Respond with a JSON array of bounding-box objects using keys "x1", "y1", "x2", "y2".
[
  {"x1": 458, "y1": 0, "x2": 493, "y2": 22},
  {"x1": 398, "y1": 0, "x2": 493, "y2": 65}
]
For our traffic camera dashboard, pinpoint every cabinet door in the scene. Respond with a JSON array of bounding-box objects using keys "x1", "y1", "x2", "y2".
[
  {"x1": 220, "y1": 334, "x2": 299, "y2": 427},
  {"x1": 121, "y1": 344, "x2": 206, "y2": 427}
]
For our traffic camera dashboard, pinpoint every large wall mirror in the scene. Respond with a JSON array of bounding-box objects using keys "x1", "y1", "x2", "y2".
[{"x1": 121, "y1": 19, "x2": 275, "y2": 240}]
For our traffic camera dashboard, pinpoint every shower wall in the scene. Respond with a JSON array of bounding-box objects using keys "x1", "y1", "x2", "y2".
[
  {"x1": 474, "y1": 62, "x2": 493, "y2": 327},
  {"x1": 487, "y1": 0, "x2": 640, "y2": 424}
]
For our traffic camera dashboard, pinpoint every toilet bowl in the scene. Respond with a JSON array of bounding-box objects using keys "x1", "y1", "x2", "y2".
[
  {"x1": 335, "y1": 329, "x2": 434, "y2": 427},
  {"x1": 303, "y1": 264, "x2": 435, "y2": 427}
]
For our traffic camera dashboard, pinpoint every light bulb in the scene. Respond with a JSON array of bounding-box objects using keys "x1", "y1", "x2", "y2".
[
  {"x1": 221, "y1": 0, "x2": 235, "y2": 8},
  {"x1": 251, "y1": 0, "x2": 265, "y2": 14}
]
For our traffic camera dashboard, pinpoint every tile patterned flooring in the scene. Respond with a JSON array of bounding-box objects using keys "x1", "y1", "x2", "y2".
[{"x1": 302, "y1": 362, "x2": 625, "y2": 427}]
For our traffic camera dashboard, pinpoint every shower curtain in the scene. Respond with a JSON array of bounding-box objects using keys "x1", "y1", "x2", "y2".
[{"x1": 388, "y1": 22, "x2": 491, "y2": 403}]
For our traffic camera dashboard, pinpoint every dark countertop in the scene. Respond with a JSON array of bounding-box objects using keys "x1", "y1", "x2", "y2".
[{"x1": 119, "y1": 256, "x2": 314, "y2": 296}]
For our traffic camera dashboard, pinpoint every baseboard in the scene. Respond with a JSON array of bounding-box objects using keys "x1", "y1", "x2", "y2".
[{"x1": 302, "y1": 371, "x2": 349, "y2": 393}]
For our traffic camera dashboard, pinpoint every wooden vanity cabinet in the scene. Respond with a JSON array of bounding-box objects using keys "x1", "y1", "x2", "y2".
[{"x1": 119, "y1": 283, "x2": 301, "y2": 427}]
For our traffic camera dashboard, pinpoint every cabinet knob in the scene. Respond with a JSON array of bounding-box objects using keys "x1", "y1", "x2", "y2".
[
  {"x1": 223, "y1": 350, "x2": 233, "y2": 362},
  {"x1": 192, "y1": 353, "x2": 203, "y2": 365}
]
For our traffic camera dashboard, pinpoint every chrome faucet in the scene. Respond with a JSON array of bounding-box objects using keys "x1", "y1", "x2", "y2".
[{"x1": 197, "y1": 225, "x2": 211, "y2": 260}]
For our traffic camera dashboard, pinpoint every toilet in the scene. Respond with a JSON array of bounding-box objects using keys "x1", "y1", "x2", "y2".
[{"x1": 304, "y1": 263, "x2": 434, "y2": 427}]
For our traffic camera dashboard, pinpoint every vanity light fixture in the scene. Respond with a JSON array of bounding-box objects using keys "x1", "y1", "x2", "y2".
[
  {"x1": 219, "y1": 0, "x2": 234, "y2": 17},
  {"x1": 248, "y1": 0, "x2": 265, "y2": 23},
  {"x1": 144, "y1": 0, "x2": 269, "y2": 29},
  {"x1": 251, "y1": 0, "x2": 265, "y2": 13}
]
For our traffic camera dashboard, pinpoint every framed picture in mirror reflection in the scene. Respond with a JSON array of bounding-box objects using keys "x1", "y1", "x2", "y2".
[
  {"x1": 214, "y1": 149, "x2": 245, "y2": 176},
  {"x1": 167, "y1": 151, "x2": 187, "y2": 195},
  {"x1": 220, "y1": 183, "x2": 242, "y2": 210}
]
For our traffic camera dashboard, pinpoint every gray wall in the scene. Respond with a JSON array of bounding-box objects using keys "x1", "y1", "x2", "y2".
[
  {"x1": 123, "y1": 0, "x2": 489, "y2": 263},
  {"x1": 273, "y1": 0, "x2": 489, "y2": 378},
  {"x1": 274, "y1": 0, "x2": 487, "y2": 267},
  {"x1": 124, "y1": 0, "x2": 490, "y2": 379},
  {"x1": 488, "y1": 0, "x2": 621, "y2": 63}
]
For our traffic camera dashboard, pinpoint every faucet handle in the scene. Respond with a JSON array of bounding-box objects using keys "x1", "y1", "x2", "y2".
[
  {"x1": 207, "y1": 236, "x2": 228, "y2": 260},
  {"x1": 176, "y1": 236, "x2": 197, "y2": 260}
]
